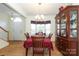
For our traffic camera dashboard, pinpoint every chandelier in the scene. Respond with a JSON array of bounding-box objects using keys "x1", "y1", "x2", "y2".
[{"x1": 35, "y1": 14, "x2": 45, "y2": 21}]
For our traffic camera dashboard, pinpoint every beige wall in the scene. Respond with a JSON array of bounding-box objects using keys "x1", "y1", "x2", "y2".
[{"x1": 25, "y1": 15, "x2": 56, "y2": 41}]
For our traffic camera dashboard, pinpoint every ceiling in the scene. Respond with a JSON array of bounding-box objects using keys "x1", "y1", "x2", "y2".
[
  {"x1": 1, "y1": 3, "x2": 79, "y2": 18},
  {"x1": 6, "y1": 3, "x2": 71, "y2": 17},
  {"x1": 0, "y1": 4, "x2": 11, "y2": 14},
  {"x1": 0, "y1": 3, "x2": 22, "y2": 17}
]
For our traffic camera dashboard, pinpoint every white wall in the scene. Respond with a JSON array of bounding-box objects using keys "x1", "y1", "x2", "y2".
[
  {"x1": 51, "y1": 16, "x2": 56, "y2": 41},
  {"x1": 0, "y1": 39, "x2": 9, "y2": 49},
  {"x1": 25, "y1": 15, "x2": 56, "y2": 41},
  {"x1": 0, "y1": 12, "x2": 26, "y2": 41},
  {"x1": 8, "y1": 17, "x2": 26, "y2": 41},
  {"x1": 0, "y1": 12, "x2": 10, "y2": 41},
  {"x1": 0, "y1": 13, "x2": 9, "y2": 30}
]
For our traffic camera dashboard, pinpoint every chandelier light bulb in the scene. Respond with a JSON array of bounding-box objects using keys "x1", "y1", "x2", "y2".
[
  {"x1": 41, "y1": 14, "x2": 44, "y2": 19},
  {"x1": 35, "y1": 14, "x2": 45, "y2": 21}
]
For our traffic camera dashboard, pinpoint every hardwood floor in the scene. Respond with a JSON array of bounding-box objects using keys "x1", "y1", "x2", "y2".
[{"x1": 0, "y1": 41, "x2": 62, "y2": 56}]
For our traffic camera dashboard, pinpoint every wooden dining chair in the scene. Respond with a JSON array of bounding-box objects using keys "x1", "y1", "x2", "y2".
[
  {"x1": 32, "y1": 35, "x2": 45, "y2": 56},
  {"x1": 24, "y1": 32, "x2": 30, "y2": 39},
  {"x1": 48, "y1": 33, "x2": 53, "y2": 39}
]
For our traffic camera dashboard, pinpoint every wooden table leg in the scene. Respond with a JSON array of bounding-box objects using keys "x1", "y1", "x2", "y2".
[
  {"x1": 26, "y1": 48, "x2": 28, "y2": 56},
  {"x1": 49, "y1": 49, "x2": 51, "y2": 56}
]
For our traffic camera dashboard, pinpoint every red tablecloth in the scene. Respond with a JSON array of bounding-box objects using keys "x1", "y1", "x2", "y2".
[
  {"x1": 43, "y1": 38, "x2": 53, "y2": 50},
  {"x1": 23, "y1": 38, "x2": 53, "y2": 50},
  {"x1": 24, "y1": 38, "x2": 32, "y2": 48}
]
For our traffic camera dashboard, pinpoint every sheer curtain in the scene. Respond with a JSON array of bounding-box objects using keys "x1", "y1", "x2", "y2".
[{"x1": 31, "y1": 21, "x2": 51, "y2": 35}]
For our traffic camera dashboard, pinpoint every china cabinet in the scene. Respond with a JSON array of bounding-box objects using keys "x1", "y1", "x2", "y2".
[{"x1": 55, "y1": 6, "x2": 79, "y2": 56}]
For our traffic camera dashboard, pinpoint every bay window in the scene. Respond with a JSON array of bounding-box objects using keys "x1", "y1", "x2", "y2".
[{"x1": 31, "y1": 21, "x2": 51, "y2": 35}]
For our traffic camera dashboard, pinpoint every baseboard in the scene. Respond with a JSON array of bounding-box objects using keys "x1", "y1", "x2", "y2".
[{"x1": 9, "y1": 40, "x2": 24, "y2": 42}]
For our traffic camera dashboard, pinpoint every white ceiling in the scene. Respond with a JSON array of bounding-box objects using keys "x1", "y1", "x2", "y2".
[
  {"x1": 7, "y1": 3, "x2": 71, "y2": 17},
  {"x1": 1, "y1": 3, "x2": 79, "y2": 18},
  {"x1": 0, "y1": 4, "x2": 11, "y2": 13},
  {"x1": 20, "y1": 3, "x2": 69, "y2": 15},
  {"x1": 0, "y1": 3, "x2": 22, "y2": 17}
]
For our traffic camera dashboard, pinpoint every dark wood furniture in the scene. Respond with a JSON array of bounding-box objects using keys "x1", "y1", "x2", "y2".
[
  {"x1": 55, "y1": 6, "x2": 79, "y2": 56},
  {"x1": 48, "y1": 33, "x2": 53, "y2": 39},
  {"x1": 31, "y1": 35, "x2": 45, "y2": 56},
  {"x1": 23, "y1": 35, "x2": 53, "y2": 56},
  {"x1": 24, "y1": 33, "x2": 30, "y2": 39}
]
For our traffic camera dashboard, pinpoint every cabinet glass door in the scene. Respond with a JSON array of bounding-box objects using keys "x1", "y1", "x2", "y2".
[
  {"x1": 57, "y1": 19, "x2": 60, "y2": 35},
  {"x1": 57, "y1": 24, "x2": 60, "y2": 29},
  {"x1": 70, "y1": 10, "x2": 77, "y2": 38},
  {"x1": 61, "y1": 30, "x2": 66, "y2": 36},
  {"x1": 61, "y1": 15, "x2": 66, "y2": 37},
  {"x1": 57, "y1": 30, "x2": 60, "y2": 35},
  {"x1": 70, "y1": 30, "x2": 77, "y2": 37}
]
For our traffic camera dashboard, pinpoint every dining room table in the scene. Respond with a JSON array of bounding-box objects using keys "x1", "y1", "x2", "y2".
[{"x1": 23, "y1": 36, "x2": 53, "y2": 56}]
